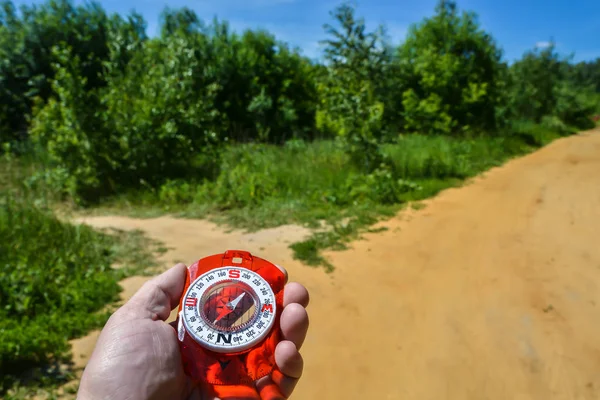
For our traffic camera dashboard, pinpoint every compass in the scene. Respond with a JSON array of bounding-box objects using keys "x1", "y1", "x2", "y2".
[
  {"x1": 176, "y1": 250, "x2": 286, "y2": 387},
  {"x1": 179, "y1": 267, "x2": 277, "y2": 353}
]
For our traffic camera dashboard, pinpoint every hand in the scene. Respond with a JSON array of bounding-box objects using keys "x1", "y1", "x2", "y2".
[{"x1": 77, "y1": 263, "x2": 310, "y2": 400}]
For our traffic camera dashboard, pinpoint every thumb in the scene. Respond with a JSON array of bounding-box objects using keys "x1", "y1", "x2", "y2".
[{"x1": 124, "y1": 263, "x2": 188, "y2": 321}]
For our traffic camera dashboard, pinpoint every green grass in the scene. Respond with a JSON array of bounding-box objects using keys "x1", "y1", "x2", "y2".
[
  {"x1": 76, "y1": 130, "x2": 552, "y2": 269},
  {"x1": 0, "y1": 195, "x2": 163, "y2": 395},
  {"x1": 2, "y1": 124, "x2": 566, "y2": 275}
]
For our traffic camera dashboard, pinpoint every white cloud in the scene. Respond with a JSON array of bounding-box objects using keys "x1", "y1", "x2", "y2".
[{"x1": 535, "y1": 41, "x2": 553, "y2": 49}]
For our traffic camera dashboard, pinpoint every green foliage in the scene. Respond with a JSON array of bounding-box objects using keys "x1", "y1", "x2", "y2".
[
  {"x1": 0, "y1": 0, "x2": 136, "y2": 145},
  {"x1": 3, "y1": 0, "x2": 600, "y2": 394},
  {"x1": 94, "y1": 133, "x2": 539, "y2": 270},
  {"x1": 317, "y1": 74, "x2": 385, "y2": 171},
  {"x1": 397, "y1": 0, "x2": 505, "y2": 135},
  {"x1": 29, "y1": 31, "x2": 221, "y2": 200},
  {"x1": 5, "y1": 0, "x2": 598, "y2": 200},
  {"x1": 507, "y1": 43, "x2": 597, "y2": 130},
  {"x1": 99, "y1": 31, "x2": 221, "y2": 190},
  {"x1": 208, "y1": 22, "x2": 318, "y2": 143},
  {"x1": 383, "y1": 134, "x2": 528, "y2": 178},
  {"x1": 346, "y1": 164, "x2": 423, "y2": 205},
  {"x1": 29, "y1": 46, "x2": 108, "y2": 198},
  {"x1": 508, "y1": 120, "x2": 563, "y2": 147},
  {"x1": 26, "y1": 9, "x2": 318, "y2": 200},
  {"x1": 570, "y1": 57, "x2": 600, "y2": 93},
  {"x1": 321, "y1": 2, "x2": 389, "y2": 84},
  {"x1": 0, "y1": 196, "x2": 158, "y2": 391},
  {"x1": 318, "y1": 2, "x2": 391, "y2": 171},
  {"x1": 206, "y1": 140, "x2": 352, "y2": 210}
]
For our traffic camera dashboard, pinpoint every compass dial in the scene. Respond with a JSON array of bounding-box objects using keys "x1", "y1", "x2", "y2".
[{"x1": 180, "y1": 267, "x2": 277, "y2": 353}]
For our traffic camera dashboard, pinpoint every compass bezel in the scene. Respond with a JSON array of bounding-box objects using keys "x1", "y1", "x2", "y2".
[{"x1": 180, "y1": 266, "x2": 277, "y2": 354}]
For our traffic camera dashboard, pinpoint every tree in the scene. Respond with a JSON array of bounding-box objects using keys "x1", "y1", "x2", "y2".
[
  {"x1": 317, "y1": 2, "x2": 392, "y2": 171},
  {"x1": 397, "y1": 0, "x2": 505, "y2": 135},
  {"x1": 160, "y1": 7, "x2": 202, "y2": 37},
  {"x1": 321, "y1": 2, "x2": 389, "y2": 84},
  {"x1": 0, "y1": 0, "x2": 138, "y2": 145},
  {"x1": 508, "y1": 43, "x2": 597, "y2": 129},
  {"x1": 570, "y1": 58, "x2": 600, "y2": 93}
]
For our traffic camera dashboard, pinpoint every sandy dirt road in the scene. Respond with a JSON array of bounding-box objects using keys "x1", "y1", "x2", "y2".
[{"x1": 73, "y1": 128, "x2": 600, "y2": 399}]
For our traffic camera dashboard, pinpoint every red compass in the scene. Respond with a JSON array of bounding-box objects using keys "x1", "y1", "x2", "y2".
[{"x1": 176, "y1": 250, "x2": 286, "y2": 393}]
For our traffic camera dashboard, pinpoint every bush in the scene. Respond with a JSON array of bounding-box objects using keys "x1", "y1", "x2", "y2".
[
  {"x1": 110, "y1": 134, "x2": 538, "y2": 221},
  {"x1": 508, "y1": 120, "x2": 562, "y2": 147},
  {"x1": 0, "y1": 197, "x2": 124, "y2": 390},
  {"x1": 0, "y1": 0, "x2": 141, "y2": 146},
  {"x1": 552, "y1": 82, "x2": 597, "y2": 129},
  {"x1": 346, "y1": 164, "x2": 422, "y2": 204},
  {"x1": 383, "y1": 134, "x2": 526, "y2": 179},
  {"x1": 208, "y1": 24, "x2": 318, "y2": 143},
  {"x1": 206, "y1": 140, "x2": 352, "y2": 208},
  {"x1": 30, "y1": 32, "x2": 223, "y2": 201},
  {"x1": 317, "y1": 3, "x2": 390, "y2": 171},
  {"x1": 29, "y1": 46, "x2": 110, "y2": 199},
  {"x1": 540, "y1": 115, "x2": 572, "y2": 135},
  {"x1": 507, "y1": 43, "x2": 597, "y2": 130},
  {"x1": 27, "y1": 12, "x2": 320, "y2": 202}
]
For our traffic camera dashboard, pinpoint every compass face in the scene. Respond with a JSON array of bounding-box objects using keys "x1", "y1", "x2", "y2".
[{"x1": 181, "y1": 267, "x2": 277, "y2": 353}]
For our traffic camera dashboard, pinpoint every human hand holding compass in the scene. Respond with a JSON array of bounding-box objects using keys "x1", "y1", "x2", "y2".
[{"x1": 78, "y1": 258, "x2": 309, "y2": 400}]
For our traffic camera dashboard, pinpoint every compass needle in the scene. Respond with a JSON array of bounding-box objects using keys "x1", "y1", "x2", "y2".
[{"x1": 229, "y1": 292, "x2": 246, "y2": 309}]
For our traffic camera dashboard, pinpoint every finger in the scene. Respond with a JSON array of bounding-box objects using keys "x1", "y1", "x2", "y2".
[
  {"x1": 256, "y1": 377, "x2": 285, "y2": 400},
  {"x1": 280, "y1": 303, "x2": 309, "y2": 349},
  {"x1": 255, "y1": 342, "x2": 304, "y2": 398},
  {"x1": 275, "y1": 341, "x2": 303, "y2": 379},
  {"x1": 125, "y1": 263, "x2": 188, "y2": 320},
  {"x1": 273, "y1": 264, "x2": 289, "y2": 284},
  {"x1": 283, "y1": 282, "x2": 309, "y2": 308},
  {"x1": 270, "y1": 368, "x2": 300, "y2": 399}
]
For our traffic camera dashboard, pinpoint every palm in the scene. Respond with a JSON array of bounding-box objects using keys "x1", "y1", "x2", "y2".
[
  {"x1": 78, "y1": 264, "x2": 309, "y2": 400},
  {"x1": 80, "y1": 311, "x2": 191, "y2": 399}
]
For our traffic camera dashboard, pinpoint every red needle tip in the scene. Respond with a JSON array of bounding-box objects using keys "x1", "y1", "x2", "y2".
[{"x1": 214, "y1": 305, "x2": 234, "y2": 323}]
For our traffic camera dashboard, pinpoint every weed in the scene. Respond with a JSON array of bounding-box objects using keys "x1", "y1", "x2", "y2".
[
  {"x1": 290, "y1": 239, "x2": 333, "y2": 272},
  {"x1": 0, "y1": 196, "x2": 161, "y2": 393},
  {"x1": 411, "y1": 202, "x2": 426, "y2": 211}
]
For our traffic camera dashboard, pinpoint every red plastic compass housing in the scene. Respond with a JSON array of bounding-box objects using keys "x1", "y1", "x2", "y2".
[{"x1": 176, "y1": 250, "x2": 286, "y2": 394}]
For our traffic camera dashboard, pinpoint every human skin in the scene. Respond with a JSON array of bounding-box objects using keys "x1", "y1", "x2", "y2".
[{"x1": 77, "y1": 263, "x2": 310, "y2": 400}]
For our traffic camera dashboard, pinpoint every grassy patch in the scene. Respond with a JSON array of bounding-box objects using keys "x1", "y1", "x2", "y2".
[
  {"x1": 4, "y1": 127, "x2": 565, "y2": 273},
  {"x1": 0, "y1": 195, "x2": 162, "y2": 395},
  {"x1": 411, "y1": 202, "x2": 426, "y2": 211},
  {"x1": 290, "y1": 239, "x2": 333, "y2": 271},
  {"x1": 74, "y1": 132, "x2": 555, "y2": 270}
]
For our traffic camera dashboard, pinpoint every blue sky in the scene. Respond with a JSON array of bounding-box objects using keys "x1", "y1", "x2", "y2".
[{"x1": 13, "y1": 0, "x2": 600, "y2": 62}]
